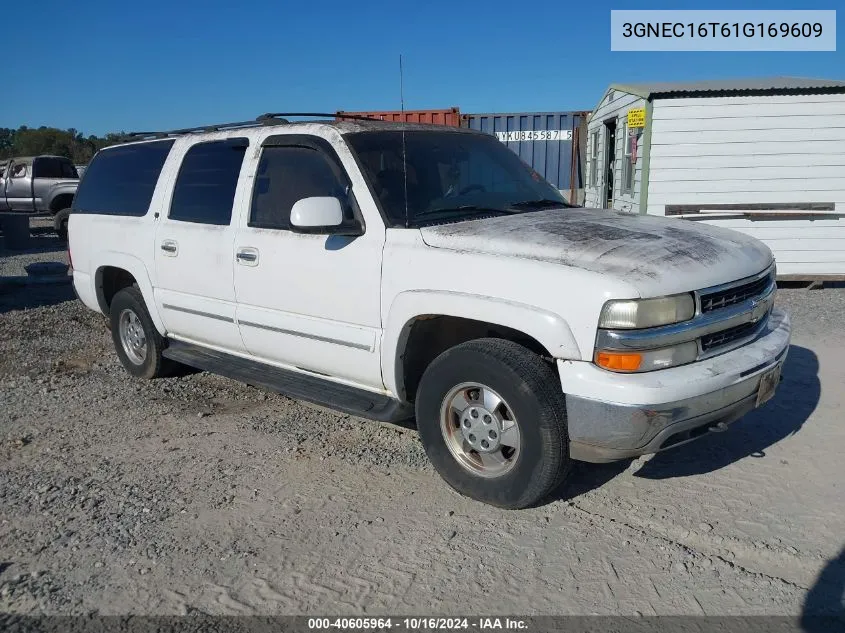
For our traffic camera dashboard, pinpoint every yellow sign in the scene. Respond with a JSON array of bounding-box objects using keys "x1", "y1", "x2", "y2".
[{"x1": 627, "y1": 108, "x2": 646, "y2": 128}]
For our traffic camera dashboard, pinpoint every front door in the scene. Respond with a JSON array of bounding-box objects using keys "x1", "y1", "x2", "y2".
[
  {"x1": 153, "y1": 138, "x2": 249, "y2": 353},
  {"x1": 4, "y1": 161, "x2": 35, "y2": 211},
  {"x1": 603, "y1": 120, "x2": 616, "y2": 208},
  {"x1": 233, "y1": 135, "x2": 385, "y2": 390}
]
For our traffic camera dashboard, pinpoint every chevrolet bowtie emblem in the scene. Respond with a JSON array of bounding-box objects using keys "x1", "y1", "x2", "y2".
[{"x1": 749, "y1": 297, "x2": 770, "y2": 323}]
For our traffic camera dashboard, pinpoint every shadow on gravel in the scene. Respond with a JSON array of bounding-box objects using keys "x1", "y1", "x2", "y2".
[
  {"x1": 548, "y1": 460, "x2": 631, "y2": 503},
  {"x1": 0, "y1": 283, "x2": 75, "y2": 314},
  {"x1": 0, "y1": 562, "x2": 10, "y2": 576},
  {"x1": 0, "y1": 234, "x2": 65, "y2": 257},
  {"x1": 802, "y1": 545, "x2": 845, "y2": 631},
  {"x1": 634, "y1": 344, "x2": 820, "y2": 480}
]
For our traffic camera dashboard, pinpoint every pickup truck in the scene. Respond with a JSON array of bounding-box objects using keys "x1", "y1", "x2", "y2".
[
  {"x1": 68, "y1": 115, "x2": 790, "y2": 509},
  {"x1": 1, "y1": 155, "x2": 79, "y2": 238}
]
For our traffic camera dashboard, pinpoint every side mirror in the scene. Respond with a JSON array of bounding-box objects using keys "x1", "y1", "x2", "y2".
[{"x1": 290, "y1": 196, "x2": 363, "y2": 236}]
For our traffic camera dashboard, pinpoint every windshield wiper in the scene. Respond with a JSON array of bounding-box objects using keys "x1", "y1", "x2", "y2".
[
  {"x1": 509, "y1": 198, "x2": 577, "y2": 209},
  {"x1": 415, "y1": 205, "x2": 517, "y2": 220}
]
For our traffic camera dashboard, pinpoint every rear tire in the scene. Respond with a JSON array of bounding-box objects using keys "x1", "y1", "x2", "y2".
[
  {"x1": 109, "y1": 286, "x2": 171, "y2": 379},
  {"x1": 54, "y1": 208, "x2": 71, "y2": 241},
  {"x1": 415, "y1": 338, "x2": 571, "y2": 509}
]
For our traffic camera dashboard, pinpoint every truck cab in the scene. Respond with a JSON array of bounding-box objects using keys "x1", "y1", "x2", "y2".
[{"x1": 0, "y1": 155, "x2": 79, "y2": 213}]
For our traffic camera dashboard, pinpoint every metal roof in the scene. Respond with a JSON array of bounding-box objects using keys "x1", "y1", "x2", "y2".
[{"x1": 611, "y1": 77, "x2": 845, "y2": 100}]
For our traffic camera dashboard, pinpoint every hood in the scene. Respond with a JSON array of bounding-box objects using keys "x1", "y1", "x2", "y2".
[{"x1": 419, "y1": 208, "x2": 773, "y2": 297}]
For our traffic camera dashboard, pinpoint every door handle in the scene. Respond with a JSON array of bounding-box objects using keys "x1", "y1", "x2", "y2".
[
  {"x1": 160, "y1": 240, "x2": 178, "y2": 255},
  {"x1": 236, "y1": 248, "x2": 259, "y2": 265}
]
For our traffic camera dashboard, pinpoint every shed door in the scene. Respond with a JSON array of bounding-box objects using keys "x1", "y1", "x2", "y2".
[{"x1": 603, "y1": 120, "x2": 616, "y2": 208}]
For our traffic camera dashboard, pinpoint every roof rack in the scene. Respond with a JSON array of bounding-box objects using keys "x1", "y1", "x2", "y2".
[{"x1": 126, "y1": 112, "x2": 384, "y2": 139}]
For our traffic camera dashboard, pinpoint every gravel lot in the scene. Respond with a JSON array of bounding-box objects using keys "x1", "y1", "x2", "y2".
[{"x1": 1, "y1": 240, "x2": 844, "y2": 619}]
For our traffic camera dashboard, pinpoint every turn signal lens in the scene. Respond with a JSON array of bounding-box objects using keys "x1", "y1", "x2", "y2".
[
  {"x1": 595, "y1": 341, "x2": 699, "y2": 373},
  {"x1": 596, "y1": 351, "x2": 643, "y2": 371}
]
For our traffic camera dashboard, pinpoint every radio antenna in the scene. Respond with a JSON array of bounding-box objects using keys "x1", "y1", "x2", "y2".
[{"x1": 400, "y1": 54, "x2": 409, "y2": 228}]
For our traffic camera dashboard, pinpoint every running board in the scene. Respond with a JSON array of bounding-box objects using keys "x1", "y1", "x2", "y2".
[{"x1": 162, "y1": 340, "x2": 413, "y2": 423}]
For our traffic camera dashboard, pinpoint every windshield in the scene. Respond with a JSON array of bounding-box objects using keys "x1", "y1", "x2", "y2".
[{"x1": 345, "y1": 130, "x2": 573, "y2": 227}]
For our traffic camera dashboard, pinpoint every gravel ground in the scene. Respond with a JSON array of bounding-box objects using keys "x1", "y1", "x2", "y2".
[
  {"x1": 1, "y1": 243, "x2": 844, "y2": 618},
  {"x1": 0, "y1": 217, "x2": 67, "y2": 278}
]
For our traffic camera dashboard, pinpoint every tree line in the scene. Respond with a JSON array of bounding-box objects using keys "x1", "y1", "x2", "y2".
[{"x1": 0, "y1": 126, "x2": 126, "y2": 165}]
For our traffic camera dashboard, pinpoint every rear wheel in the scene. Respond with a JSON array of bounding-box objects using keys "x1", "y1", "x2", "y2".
[
  {"x1": 415, "y1": 338, "x2": 571, "y2": 509},
  {"x1": 54, "y1": 208, "x2": 71, "y2": 241},
  {"x1": 109, "y1": 286, "x2": 171, "y2": 379}
]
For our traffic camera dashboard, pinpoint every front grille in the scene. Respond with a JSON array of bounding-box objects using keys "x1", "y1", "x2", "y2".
[
  {"x1": 700, "y1": 321, "x2": 759, "y2": 352},
  {"x1": 700, "y1": 272, "x2": 773, "y2": 313}
]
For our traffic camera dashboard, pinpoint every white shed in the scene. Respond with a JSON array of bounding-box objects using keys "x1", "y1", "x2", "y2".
[{"x1": 584, "y1": 77, "x2": 845, "y2": 280}]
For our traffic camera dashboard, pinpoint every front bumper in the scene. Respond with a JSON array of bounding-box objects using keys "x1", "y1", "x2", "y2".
[{"x1": 560, "y1": 308, "x2": 791, "y2": 463}]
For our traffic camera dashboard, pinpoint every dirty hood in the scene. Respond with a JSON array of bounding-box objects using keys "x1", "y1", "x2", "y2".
[{"x1": 419, "y1": 208, "x2": 773, "y2": 296}]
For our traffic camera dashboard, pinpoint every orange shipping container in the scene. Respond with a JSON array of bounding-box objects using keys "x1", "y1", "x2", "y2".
[{"x1": 336, "y1": 107, "x2": 461, "y2": 127}]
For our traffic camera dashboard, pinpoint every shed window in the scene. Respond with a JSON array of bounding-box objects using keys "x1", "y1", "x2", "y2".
[
  {"x1": 589, "y1": 131, "x2": 599, "y2": 187},
  {"x1": 622, "y1": 122, "x2": 633, "y2": 195}
]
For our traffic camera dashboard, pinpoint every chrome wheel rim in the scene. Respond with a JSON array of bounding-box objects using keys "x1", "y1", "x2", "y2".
[
  {"x1": 439, "y1": 382, "x2": 521, "y2": 478},
  {"x1": 118, "y1": 309, "x2": 147, "y2": 365}
]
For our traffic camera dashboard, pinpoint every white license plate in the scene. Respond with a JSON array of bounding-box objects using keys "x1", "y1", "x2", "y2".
[{"x1": 756, "y1": 363, "x2": 782, "y2": 407}]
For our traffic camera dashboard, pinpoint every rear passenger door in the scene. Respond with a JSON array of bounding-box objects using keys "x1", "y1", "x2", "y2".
[
  {"x1": 232, "y1": 135, "x2": 385, "y2": 389},
  {"x1": 32, "y1": 157, "x2": 74, "y2": 211},
  {"x1": 153, "y1": 138, "x2": 248, "y2": 352}
]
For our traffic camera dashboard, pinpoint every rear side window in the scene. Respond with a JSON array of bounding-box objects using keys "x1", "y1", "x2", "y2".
[
  {"x1": 250, "y1": 146, "x2": 348, "y2": 230},
  {"x1": 33, "y1": 157, "x2": 63, "y2": 179},
  {"x1": 33, "y1": 157, "x2": 77, "y2": 179},
  {"x1": 73, "y1": 140, "x2": 174, "y2": 216},
  {"x1": 169, "y1": 139, "x2": 248, "y2": 225},
  {"x1": 61, "y1": 161, "x2": 78, "y2": 178}
]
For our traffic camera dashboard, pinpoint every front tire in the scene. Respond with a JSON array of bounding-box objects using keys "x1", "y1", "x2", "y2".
[
  {"x1": 415, "y1": 338, "x2": 571, "y2": 509},
  {"x1": 109, "y1": 286, "x2": 170, "y2": 379}
]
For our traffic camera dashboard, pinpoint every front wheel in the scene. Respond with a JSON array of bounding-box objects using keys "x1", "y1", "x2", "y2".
[{"x1": 415, "y1": 338, "x2": 571, "y2": 509}]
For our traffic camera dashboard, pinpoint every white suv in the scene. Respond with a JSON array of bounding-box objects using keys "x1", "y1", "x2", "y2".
[{"x1": 69, "y1": 114, "x2": 790, "y2": 508}]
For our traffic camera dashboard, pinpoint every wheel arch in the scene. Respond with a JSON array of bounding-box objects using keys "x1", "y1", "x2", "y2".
[
  {"x1": 49, "y1": 192, "x2": 75, "y2": 214},
  {"x1": 383, "y1": 290, "x2": 581, "y2": 401},
  {"x1": 93, "y1": 254, "x2": 166, "y2": 335}
]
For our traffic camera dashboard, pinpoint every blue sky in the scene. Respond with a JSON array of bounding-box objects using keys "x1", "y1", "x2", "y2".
[{"x1": 3, "y1": 0, "x2": 842, "y2": 135}]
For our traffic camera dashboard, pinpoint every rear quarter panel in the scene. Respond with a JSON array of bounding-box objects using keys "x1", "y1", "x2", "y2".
[
  {"x1": 69, "y1": 213, "x2": 164, "y2": 333},
  {"x1": 38, "y1": 180, "x2": 78, "y2": 212}
]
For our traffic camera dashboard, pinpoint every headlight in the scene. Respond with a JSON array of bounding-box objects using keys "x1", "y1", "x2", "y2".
[
  {"x1": 599, "y1": 293, "x2": 695, "y2": 329},
  {"x1": 595, "y1": 341, "x2": 698, "y2": 373}
]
